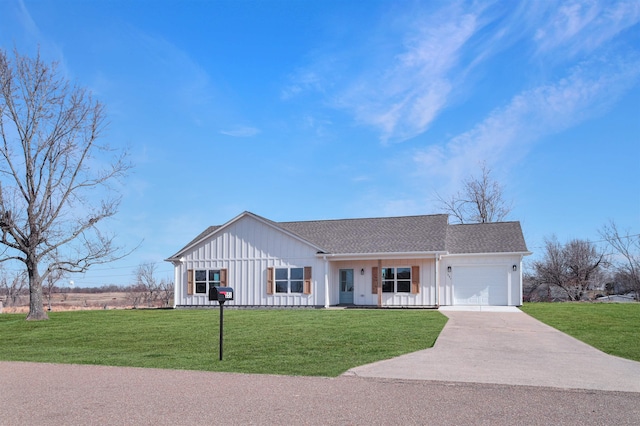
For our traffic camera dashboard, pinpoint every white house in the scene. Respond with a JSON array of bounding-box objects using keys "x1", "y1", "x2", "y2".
[{"x1": 166, "y1": 211, "x2": 531, "y2": 308}]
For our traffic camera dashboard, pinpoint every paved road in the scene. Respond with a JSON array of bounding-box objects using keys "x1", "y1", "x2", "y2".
[
  {"x1": 2, "y1": 309, "x2": 640, "y2": 425},
  {"x1": 1, "y1": 361, "x2": 639, "y2": 425}
]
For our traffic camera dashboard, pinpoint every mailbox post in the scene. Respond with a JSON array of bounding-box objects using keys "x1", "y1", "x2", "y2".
[{"x1": 209, "y1": 286, "x2": 234, "y2": 360}]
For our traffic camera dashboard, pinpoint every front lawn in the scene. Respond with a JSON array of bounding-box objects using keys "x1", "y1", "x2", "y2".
[
  {"x1": 0, "y1": 308, "x2": 447, "y2": 376},
  {"x1": 520, "y1": 302, "x2": 640, "y2": 362}
]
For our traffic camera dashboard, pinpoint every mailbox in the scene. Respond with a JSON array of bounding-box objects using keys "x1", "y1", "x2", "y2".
[{"x1": 209, "y1": 286, "x2": 234, "y2": 302}]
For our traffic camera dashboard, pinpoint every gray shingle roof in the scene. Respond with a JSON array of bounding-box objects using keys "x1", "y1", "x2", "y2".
[
  {"x1": 168, "y1": 212, "x2": 529, "y2": 259},
  {"x1": 277, "y1": 214, "x2": 449, "y2": 254},
  {"x1": 445, "y1": 221, "x2": 528, "y2": 254}
]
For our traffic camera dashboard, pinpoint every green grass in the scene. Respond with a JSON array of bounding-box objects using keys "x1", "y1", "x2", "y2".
[
  {"x1": 521, "y1": 303, "x2": 640, "y2": 362},
  {"x1": 0, "y1": 309, "x2": 447, "y2": 376}
]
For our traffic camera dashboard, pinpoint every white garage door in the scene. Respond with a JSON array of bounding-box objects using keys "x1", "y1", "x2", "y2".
[{"x1": 453, "y1": 266, "x2": 508, "y2": 305}]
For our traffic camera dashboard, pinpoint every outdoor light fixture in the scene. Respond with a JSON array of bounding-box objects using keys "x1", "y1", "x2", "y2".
[
  {"x1": 512, "y1": 265, "x2": 517, "y2": 271},
  {"x1": 447, "y1": 266, "x2": 452, "y2": 273},
  {"x1": 361, "y1": 268, "x2": 365, "y2": 275}
]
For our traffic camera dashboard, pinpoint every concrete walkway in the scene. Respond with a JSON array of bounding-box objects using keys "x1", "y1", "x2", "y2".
[{"x1": 345, "y1": 308, "x2": 640, "y2": 393}]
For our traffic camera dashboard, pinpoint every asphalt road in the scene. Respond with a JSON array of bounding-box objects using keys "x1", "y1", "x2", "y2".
[{"x1": 1, "y1": 361, "x2": 639, "y2": 425}]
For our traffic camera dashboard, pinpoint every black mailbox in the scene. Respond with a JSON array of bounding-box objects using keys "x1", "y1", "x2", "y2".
[{"x1": 209, "y1": 286, "x2": 234, "y2": 302}]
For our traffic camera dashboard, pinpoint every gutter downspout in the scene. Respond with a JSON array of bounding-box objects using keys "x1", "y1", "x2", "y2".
[
  {"x1": 519, "y1": 254, "x2": 524, "y2": 306},
  {"x1": 324, "y1": 256, "x2": 330, "y2": 308}
]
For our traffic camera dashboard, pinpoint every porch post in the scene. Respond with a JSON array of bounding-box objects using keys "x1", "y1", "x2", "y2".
[
  {"x1": 324, "y1": 256, "x2": 330, "y2": 308},
  {"x1": 435, "y1": 254, "x2": 440, "y2": 307},
  {"x1": 172, "y1": 259, "x2": 183, "y2": 308},
  {"x1": 377, "y1": 259, "x2": 382, "y2": 308}
]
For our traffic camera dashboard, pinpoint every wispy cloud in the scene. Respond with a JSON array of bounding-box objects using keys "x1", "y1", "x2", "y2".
[
  {"x1": 283, "y1": 3, "x2": 489, "y2": 144},
  {"x1": 338, "y1": 6, "x2": 486, "y2": 143},
  {"x1": 11, "y1": 0, "x2": 67, "y2": 73},
  {"x1": 283, "y1": 0, "x2": 639, "y2": 148},
  {"x1": 413, "y1": 52, "x2": 640, "y2": 187},
  {"x1": 281, "y1": 69, "x2": 326, "y2": 100},
  {"x1": 219, "y1": 126, "x2": 260, "y2": 138},
  {"x1": 534, "y1": 0, "x2": 640, "y2": 56}
]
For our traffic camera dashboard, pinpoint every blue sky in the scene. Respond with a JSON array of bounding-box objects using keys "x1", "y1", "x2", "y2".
[{"x1": 1, "y1": 0, "x2": 638, "y2": 287}]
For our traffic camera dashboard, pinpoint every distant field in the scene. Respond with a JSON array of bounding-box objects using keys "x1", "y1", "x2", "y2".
[
  {"x1": 2, "y1": 292, "x2": 139, "y2": 313},
  {"x1": 0, "y1": 309, "x2": 447, "y2": 377},
  {"x1": 521, "y1": 302, "x2": 640, "y2": 362}
]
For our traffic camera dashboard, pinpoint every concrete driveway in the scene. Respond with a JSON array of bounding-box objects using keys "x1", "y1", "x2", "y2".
[{"x1": 345, "y1": 308, "x2": 640, "y2": 393}]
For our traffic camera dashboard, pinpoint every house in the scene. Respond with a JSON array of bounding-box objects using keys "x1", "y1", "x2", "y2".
[{"x1": 166, "y1": 211, "x2": 531, "y2": 308}]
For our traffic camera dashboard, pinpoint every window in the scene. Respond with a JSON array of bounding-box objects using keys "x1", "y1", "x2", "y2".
[
  {"x1": 267, "y1": 266, "x2": 312, "y2": 295},
  {"x1": 382, "y1": 267, "x2": 411, "y2": 293},
  {"x1": 194, "y1": 269, "x2": 222, "y2": 294},
  {"x1": 372, "y1": 266, "x2": 419, "y2": 295},
  {"x1": 275, "y1": 267, "x2": 304, "y2": 293}
]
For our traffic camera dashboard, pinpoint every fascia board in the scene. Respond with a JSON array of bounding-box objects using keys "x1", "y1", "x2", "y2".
[
  {"x1": 441, "y1": 251, "x2": 533, "y2": 258},
  {"x1": 316, "y1": 251, "x2": 448, "y2": 261}
]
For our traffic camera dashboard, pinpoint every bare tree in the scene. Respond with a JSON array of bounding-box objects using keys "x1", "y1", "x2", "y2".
[
  {"x1": 599, "y1": 220, "x2": 640, "y2": 300},
  {"x1": 134, "y1": 263, "x2": 162, "y2": 307},
  {"x1": 532, "y1": 236, "x2": 607, "y2": 301},
  {"x1": 436, "y1": 162, "x2": 512, "y2": 224},
  {"x1": 158, "y1": 277, "x2": 174, "y2": 307},
  {"x1": 44, "y1": 268, "x2": 66, "y2": 312},
  {"x1": 0, "y1": 49, "x2": 131, "y2": 320},
  {"x1": 126, "y1": 285, "x2": 143, "y2": 309},
  {"x1": 0, "y1": 269, "x2": 27, "y2": 306}
]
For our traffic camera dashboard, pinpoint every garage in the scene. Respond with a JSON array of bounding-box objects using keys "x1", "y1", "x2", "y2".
[{"x1": 453, "y1": 265, "x2": 508, "y2": 305}]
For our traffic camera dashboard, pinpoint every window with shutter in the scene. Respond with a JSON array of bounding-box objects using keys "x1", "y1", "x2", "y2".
[
  {"x1": 374, "y1": 266, "x2": 418, "y2": 294},
  {"x1": 267, "y1": 266, "x2": 310, "y2": 294},
  {"x1": 192, "y1": 269, "x2": 228, "y2": 295}
]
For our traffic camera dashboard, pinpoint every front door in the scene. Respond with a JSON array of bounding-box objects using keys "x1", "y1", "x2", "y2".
[{"x1": 339, "y1": 269, "x2": 354, "y2": 304}]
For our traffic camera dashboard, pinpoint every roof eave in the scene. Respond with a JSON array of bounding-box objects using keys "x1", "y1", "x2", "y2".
[
  {"x1": 442, "y1": 250, "x2": 533, "y2": 257},
  {"x1": 316, "y1": 251, "x2": 448, "y2": 261}
]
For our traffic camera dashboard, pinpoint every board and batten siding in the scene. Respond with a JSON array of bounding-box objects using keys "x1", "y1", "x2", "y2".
[{"x1": 175, "y1": 214, "x2": 326, "y2": 307}]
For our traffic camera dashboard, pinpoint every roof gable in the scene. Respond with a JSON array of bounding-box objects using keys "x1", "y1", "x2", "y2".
[{"x1": 166, "y1": 211, "x2": 325, "y2": 260}]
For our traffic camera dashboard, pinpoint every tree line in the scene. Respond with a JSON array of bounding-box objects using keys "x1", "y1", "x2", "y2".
[
  {"x1": 0, "y1": 262, "x2": 173, "y2": 308},
  {"x1": 525, "y1": 222, "x2": 639, "y2": 302}
]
